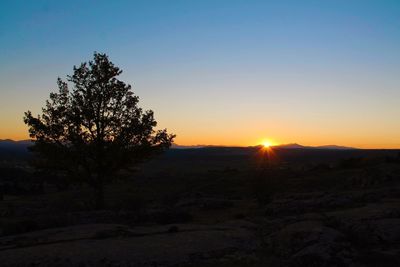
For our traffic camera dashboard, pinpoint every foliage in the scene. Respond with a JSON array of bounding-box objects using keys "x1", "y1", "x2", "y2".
[{"x1": 24, "y1": 52, "x2": 175, "y2": 208}]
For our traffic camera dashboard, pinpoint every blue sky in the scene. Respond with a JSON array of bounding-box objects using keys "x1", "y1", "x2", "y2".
[{"x1": 1, "y1": 0, "x2": 400, "y2": 147}]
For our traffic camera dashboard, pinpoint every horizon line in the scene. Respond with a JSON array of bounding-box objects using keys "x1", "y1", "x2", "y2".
[{"x1": 2, "y1": 138, "x2": 400, "y2": 150}]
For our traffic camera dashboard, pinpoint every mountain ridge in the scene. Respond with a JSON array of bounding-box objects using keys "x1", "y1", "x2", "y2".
[
  {"x1": 172, "y1": 143, "x2": 357, "y2": 150},
  {"x1": 270, "y1": 143, "x2": 356, "y2": 150}
]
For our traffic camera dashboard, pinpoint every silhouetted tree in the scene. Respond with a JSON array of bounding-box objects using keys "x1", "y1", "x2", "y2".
[{"x1": 24, "y1": 52, "x2": 175, "y2": 209}]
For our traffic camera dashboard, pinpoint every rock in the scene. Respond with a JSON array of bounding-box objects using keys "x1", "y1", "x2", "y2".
[
  {"x1": 0, "y1": 221, "x2": 258, "y2": 266},
  {"x1": 359, "y1": 249, "x2": 400, "y2": 267},
  {"x1": 265, "y1": 193, "x2": 355, "y2": 216},
  {"x1": 327, "y1": 202, "x2": 400, "y2": 246},
  {"x1": 266, "y1": 221, "x2": 355, "y2": 267},
  {"x1": 347, "y1": 218, "x2": 400, "y2": 245},
  {"x1": 373, "y1": 218, "x2": 400, "y2": 243}
]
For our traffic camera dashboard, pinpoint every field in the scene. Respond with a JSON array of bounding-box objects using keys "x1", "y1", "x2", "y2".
[{"x1": 0, "y1": 146, "x2": 400, "y2": 266}]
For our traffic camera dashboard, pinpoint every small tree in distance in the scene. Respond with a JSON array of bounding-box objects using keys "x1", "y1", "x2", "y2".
[{"x1": 24, "y1": 52, "x2": 175, "y2": 209}]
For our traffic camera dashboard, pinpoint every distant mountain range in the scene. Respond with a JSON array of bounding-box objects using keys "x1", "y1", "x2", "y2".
[
  {"x1": 0, "y1": 139, "x2": 32, "y2": 159},
  {"x1": 0, "y1": 139, "x2": 32, "y2": 150},
  {"x1": 0, "y1": 139, "x2": 32, "y2": 147},
  {"x1": 171, "y1": 144, "x2": 207, "y2": 149},
  {"x1": 270, "y1": 143, "x2": 356, "y2": 150},
  {"x1": 172, "y1": 143, "x2": 357, "y2": 150},
  {"x1": 1, "y1": 140, "x2": 356, "y2": 151}
]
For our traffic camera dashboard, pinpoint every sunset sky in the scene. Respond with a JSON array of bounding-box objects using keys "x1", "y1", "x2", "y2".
[{"x1": 1, "y1": 0, "x2": 399, "y2": 148}]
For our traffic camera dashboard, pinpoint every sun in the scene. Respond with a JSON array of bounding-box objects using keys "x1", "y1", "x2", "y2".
[{"x1": 262, "y1": 140, "x2": 273, "y2": 148}]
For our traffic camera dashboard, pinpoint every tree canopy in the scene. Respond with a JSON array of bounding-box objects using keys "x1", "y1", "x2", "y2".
[{"x1": 24, "y1": 52, "x2": 175, "y2": 208}]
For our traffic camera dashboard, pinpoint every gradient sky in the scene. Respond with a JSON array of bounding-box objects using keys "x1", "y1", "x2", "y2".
[{"x1": 1, "y1": 0, "x2": 399, "y2": 148}]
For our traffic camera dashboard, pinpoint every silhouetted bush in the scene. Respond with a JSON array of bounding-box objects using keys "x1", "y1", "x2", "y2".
[{"x1": 0, "y1": 167, "x2": 43, "y2": 195}]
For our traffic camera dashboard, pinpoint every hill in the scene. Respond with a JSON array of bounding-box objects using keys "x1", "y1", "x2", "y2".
[
  {"x1": 0, "y1": 139, "x2": 31, "y2": 160},
  {"x1": 271, "y1": 143, "x2": 356, "y2": 150}
]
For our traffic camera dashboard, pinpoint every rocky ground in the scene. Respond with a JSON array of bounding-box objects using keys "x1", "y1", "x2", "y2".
[
  {"x1": 260, "y1": 189, "x2": 400, "y2": 266},
  {"x1": 0, "y1": 159, "x2": 400, "y2": 266},
  {"x1": 0, "y1": 221, "x2": 258, "y2": 266}
]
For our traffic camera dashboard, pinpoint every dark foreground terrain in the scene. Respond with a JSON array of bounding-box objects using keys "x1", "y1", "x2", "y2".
[{"x1": 0, "y1": 144, "x2": 400, "y2": 266}]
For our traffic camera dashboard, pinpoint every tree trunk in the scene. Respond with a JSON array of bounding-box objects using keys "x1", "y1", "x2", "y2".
[{"x1": 94, "y1": 183, "x2": 104, "y2": 210}]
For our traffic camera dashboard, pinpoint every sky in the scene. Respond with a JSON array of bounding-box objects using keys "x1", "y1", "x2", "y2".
[{"x1": 0, "y1": 0, "x2": 399, "y2": 148}]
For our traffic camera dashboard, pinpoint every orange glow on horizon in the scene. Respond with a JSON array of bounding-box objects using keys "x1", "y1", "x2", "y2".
[{"x1": 1, "y1": 124, "x2": 400, "y2": 150}]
